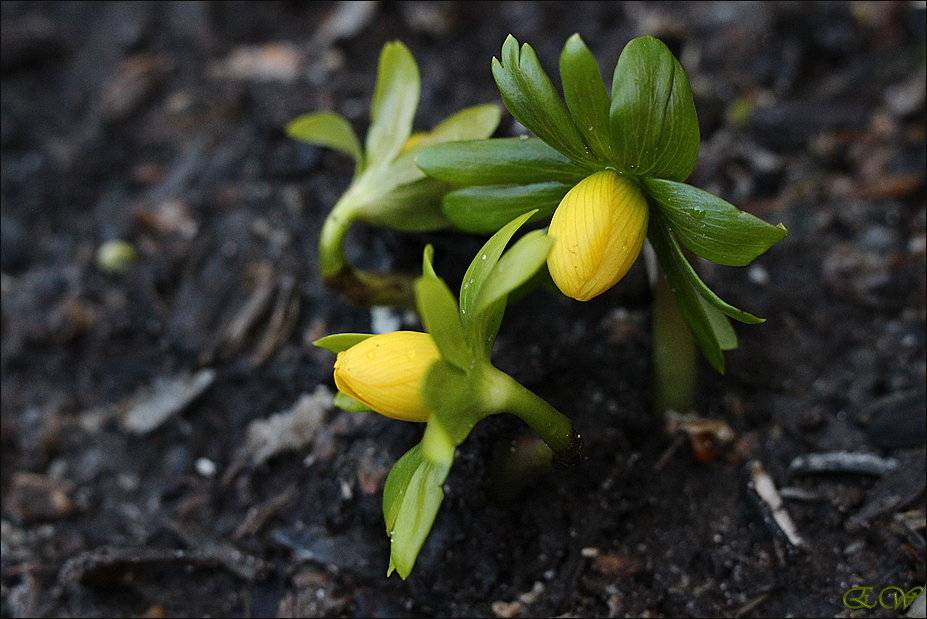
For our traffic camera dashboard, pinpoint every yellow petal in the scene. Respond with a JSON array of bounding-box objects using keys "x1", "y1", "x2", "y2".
[
  {"x1": 333, "y1": 331, "x2": 440, "y2": 422},
  {"x1": 547, "y1": 170, "x2": 649, "y2": 301}
]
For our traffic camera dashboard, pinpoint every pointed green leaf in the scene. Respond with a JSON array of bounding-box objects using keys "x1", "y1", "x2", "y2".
[
  {"x1": 286, "y1": 111, "x2": 364, "y2": 169},
  {"x1": 383, "y1": 443, "x2": 452, "y2": 579},
  {"x1": 359, "y1": 176, "x2": 451, "y2": 231},
  {"x1": 559, "y1": 34, "x2": 613, "y2": 161},
  {"x1": 421, "y1": 244, "x2": 437, "y2": 278},
  {"x1": 459, "y1": 211, "x2": 535, "y2": 334},
  {"x1": 380, "y1": 104, "x2": 502, "y2": 190},
  {"x1": 458, "y1": 212, "x2": 538, "y2": 356},
  {"x1": 492, "y1": 36, "x2": 596, "y2": 165},
  {"x1": 643, "y1": 178, "x2": 788, "y2": 266},
  {"x1": 333, "y1": 391, "x2": 374, "y2": 413},
  {"x1": 366, "y1": 41, "x2": 420, "y2": 170},
  {"x1": 474, "y1": 229, "x2": 553, "y2": 356},
  {"x1": 610, "y1": 36, "x2": 700, "y2": 181},
  {"x1": 698, "y1": 295, "x2": 739, "y2": 351},
  {"x1": 442, "y1": 181, "x2": 569, "y2": 234},
  {"x1": 417, "y1": 137, "x2": 591, "y2": 186},
  {"x1": 477, "y1": 229, "x2": 554, "y2": 315},
  {"x1": 415, "y1": 250, "x2": 471, "y2": 371},
  {"x1": 313, "y1": 332, "x2": 373, "y2": 354},
  {"x1": 655, "y1": 219, "x2": 765, "y2": 325},
  {"x1": 647, "y1": 211, "x2": 726, "y2": 373},
  {"x1": 410, "y1": 104, "x2": 502, "y2": 149}
]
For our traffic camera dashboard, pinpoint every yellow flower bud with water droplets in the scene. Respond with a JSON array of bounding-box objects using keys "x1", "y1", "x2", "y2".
[
  {"x1": 333, "y1": 331, "x2": 441, "y2": 422},
  {"x1": 547, "y1": 170, "x2": 649, "y2": 302}
]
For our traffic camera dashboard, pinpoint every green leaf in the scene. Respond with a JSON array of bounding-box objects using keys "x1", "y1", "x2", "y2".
[
  {"x1": 313, "y1": 332, "x2": 373, "y2": 354},
  {"x1": 417, "y1": 137, "x2": 591, "y2": 186},
  {"x1": 442, "y1": 181, "x2": 569, "y2": 234},
  {"x1": 409, "y1": 104, "x2": 502, "y2": 150},
  {"x1": 610, "y1": 36, "x2": 700, "y2": 181},
  {"x1": 421, "y1": 245, "x2": 437, "y2": 278},
  {"x1": 492, "y1": 35, "x2": 596, "y2": 165},
  {"x1": 459, "y1": 211, "x2": 533, "y2": 325},
  {"x1": 286, "y1": 111, "x2": 364, "y2": 170},
  {"x1": 698, "y1": 295, "x2": 739, "y2": 351},
  {"x1": 387, "y1": 104, "x2": 503, "y2": 189},
  {"x1": 477, "y1": 229, "x2": 553, "y2": 316},
  {"x1": 360, "y1": 176, "x2": 451, "y2": 232},
  {"x1": 333, "y1": 391, "x2": 374, "y2": 413},
  {"x1": 459, "y1": 211, "x2": 536, "y2": 354},
  {"x1": 383, "y1": 443, "x2": 452, "y2": 579},
  {"x1": 643, "y1": 178, "x2": 788, "y2": 266},
  {"x1": 350, "y1": 106, "x2": 501, "y2": 228},
  {"x1": 366, "y1": 41, "x2": 420, "y2": 170},
  {"x1": 660, "y1": 225, "x2": 765, "y2": 326},
  {"x1": 559, "y1": 34, "x2": 613, "y2": 161},
  {"x1": 647, "y1": 211, "x2": 726, "y2": 373},
  {"x1": 415, "y1": 250, "x2": 472, "y2": 371},
  {"x1": 475, "y1": 229, "x2": 553, "y2": 356}
]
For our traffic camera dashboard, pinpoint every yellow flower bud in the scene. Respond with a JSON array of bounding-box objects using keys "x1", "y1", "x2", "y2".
[
  {"x1": 400, "y1": 132, "x2": 427, "y2": 153},
  {"x1": 333, "y1": 331, "x2": 441, "y2": 422},
  {"x1": 547, "y1": 170, "x2": 649, "y2": 302}
]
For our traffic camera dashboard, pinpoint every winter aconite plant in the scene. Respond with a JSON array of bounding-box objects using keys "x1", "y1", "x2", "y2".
[
  {"x1": 417, "y1": 34, "x2": 788, "y2": 377},
  {"x1": 305, "y1": 33, "x2": 788, "y2": 579},
  {"x1": 287, "y1": 41, "x2": 500, "y2": 307},
  {"x1": 315, "y1": 212, "x2": 582, "y2": 578}
]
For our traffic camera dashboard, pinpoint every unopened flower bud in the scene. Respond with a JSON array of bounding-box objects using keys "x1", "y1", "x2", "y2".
[
  {"x1": 547, "y1": 170, "x2": 649, "y2": 302},
  {"x1": 333, "y1": 331, "x2": 440, "y2": 422}
]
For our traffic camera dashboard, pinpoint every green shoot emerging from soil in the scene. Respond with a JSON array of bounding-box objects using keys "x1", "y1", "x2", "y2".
[
  {"x1": 287, "y1": 41, "x2": 500, "y2": 307},
  {"x1": 316, "y1": 212, "x2": 582, "y2": 578},
  {"x1": 306, "y1": 33, "x2": 788, "y2": 579},
  {"x1": 417, "y1": 34, "x2": 788, "y2": 388}
]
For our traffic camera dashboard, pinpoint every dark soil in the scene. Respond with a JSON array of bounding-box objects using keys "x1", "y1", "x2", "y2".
[{"x1": 2, "y1": 2, "x2": 925, "y2": 617}]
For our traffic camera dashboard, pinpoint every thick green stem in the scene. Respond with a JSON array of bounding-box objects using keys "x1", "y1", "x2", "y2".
[
  {"x1": 319, "y1": 197, "x2": 355, "y2": 280},
  {"x1": 651, "y1": 265, "x2": 698, "y2": 415},
  {"x1": 318, "y1": 196, "x2": 417, "y2": 309},
  {"x1": 481, "y1": 364, "x2": 583, "y2": 468}
]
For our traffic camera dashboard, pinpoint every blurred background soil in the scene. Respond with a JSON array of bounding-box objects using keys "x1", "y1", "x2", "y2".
[{"x1": 1, "y1": 2, "x2": 925, "y2": 617}]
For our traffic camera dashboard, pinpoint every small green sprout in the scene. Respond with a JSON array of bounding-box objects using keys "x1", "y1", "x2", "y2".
[
  {"x1": 96, "y1": 239, "x2": 138, "y2": 274},
  {"x1": 315, "y1": 211, "x2": 582, "y2": 578},
  {"x1": 287, "y1": 40, "x2": 501, "y2": 307},
  {"x1": 417, "y1": 34, "x2": 789, "y2": 378}
]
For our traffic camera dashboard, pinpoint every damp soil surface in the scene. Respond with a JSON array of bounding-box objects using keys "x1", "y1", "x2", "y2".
[{"x1": 2, "y1": 2, "x2": 925, "y2": 617}]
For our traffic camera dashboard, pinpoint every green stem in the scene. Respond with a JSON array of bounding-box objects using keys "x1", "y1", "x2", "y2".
[
  {"x1": 481, "y1": 364, "x2": 583, "y2": 468},
  {"x1": 318, "y1": 196, "x2": 417, "y2": 309},
  {"x1": 651, "y1": 264, "x2": 697, "y2": 415},
  {"x1": 319, "y1": 196, "x2": 355, "y2": 280}
]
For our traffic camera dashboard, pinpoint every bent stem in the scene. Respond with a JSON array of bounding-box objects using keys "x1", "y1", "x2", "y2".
[
  {"x1": 319, "y1": 197, "x2": 417, "y2": 309},
  {"x1": 481, "y1": 364, "x2": 583, "y2": 468}
]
